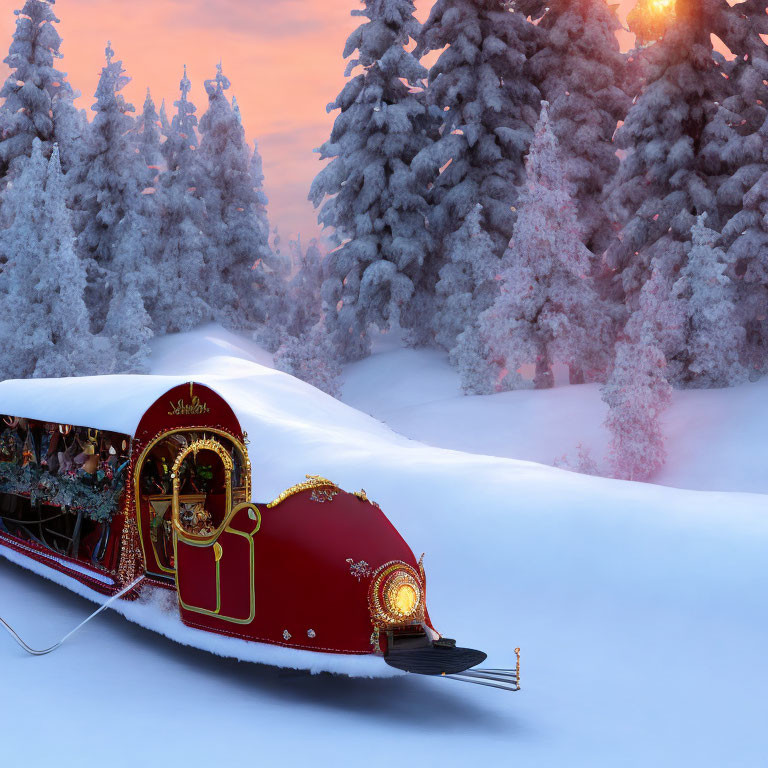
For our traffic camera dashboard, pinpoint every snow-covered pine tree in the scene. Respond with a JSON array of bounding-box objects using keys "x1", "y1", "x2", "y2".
[
  {"x1": 152, "y1": 66, "x2": 210, "y2": 334},
  {"x1": 607, "y1": 1, "x2": 732, "y2": 309},
  {"x1": 706, "y1": 0, "x2": 768, "y2": 227},
  {"x1": 514, "y1": 0, "x2": 631, "y2": 255},
  {"x1": 712, "y1": 0, "x2": 768, "y2": 370},
  {"x1": 431, "y1": 203, "x2": 503, "y2": 392},
  {"x1": 197, "y1": 64, "x2": 277, "y2": 328},
  {"x1": 602, "y1": 334, "x2": 672, "y2": 482},
  {"x1": 433, "y1": 204, "x2": 495, "y2": 353},
  {"x1": 159, "y1": 98, "x2": 171, "y2": 134},
  {"x1": 249, "y1": 139, "x2": 288, "y2": 331},
  {"x1": 0, "y1": 140, "x2": 48, "y2": 379},
  {"x1": 412, "y1": 0, "x2": 540, "y2": 347},
  {"x1": 273, "y1": 323, "x2": 342, "y2": 398},
  {"x1": 133, "y1": 89, "x2": 163, "y2": 185},
  {"x1": 102, "y1": 89, "x2": 164, "y2": 332},
  {"x1": 450, "y1": 324, "x2": 507, "y2": 395},
  {"x1": 480, "y1": 104, "x2": 612, "y2": 390},
  {"x1": 0, "y1": 141, "x2": 112, "y2": 380},
  {"x1": 71, "y1": 43, "x2": 152, "y2": 329},
  {"x1": 671, "y1": 214, "x2": 747, "y2": 387},
  {"x1": 284, "y1": 237, "x2": 324, "y2": 339},
  {"x1": 103, "y1": 265, "x2": 154, "y2": 374},
  {"x1": 309, "y1": 0, "x2": 433, "y2": 361},
  {"x1": 0, "y1": 0, "x2": 83, "y2": 183}
]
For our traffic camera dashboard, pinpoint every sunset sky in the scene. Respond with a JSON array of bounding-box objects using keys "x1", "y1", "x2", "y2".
[{"x1": 0, "y1": 0, "x2": 638, "y2": 245}]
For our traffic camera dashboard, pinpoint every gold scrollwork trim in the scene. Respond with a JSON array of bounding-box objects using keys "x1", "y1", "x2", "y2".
[
  {"x1": 171, "y1": 437, "x2": 234, "y2": 478},
  {"x1": 267, "y1": 475, "x2": 339, "y2": 509}
]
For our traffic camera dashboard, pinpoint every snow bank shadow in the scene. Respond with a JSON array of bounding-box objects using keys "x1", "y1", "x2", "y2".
[
  {"x1": 127, "y1": 616, "x2": 524, "y2": 737},
  {"x1": 0, "y1": 562, "x2": 526, "y2": 739}
]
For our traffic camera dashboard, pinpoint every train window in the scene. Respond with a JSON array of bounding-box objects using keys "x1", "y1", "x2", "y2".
[{"x1": 0, "y1": 492, "x2": 115, "y2": 568}]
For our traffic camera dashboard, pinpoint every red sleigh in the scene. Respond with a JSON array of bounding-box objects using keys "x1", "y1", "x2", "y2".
[{"x1": 0, "y1": 380, "x2": 518, "y2": 688}]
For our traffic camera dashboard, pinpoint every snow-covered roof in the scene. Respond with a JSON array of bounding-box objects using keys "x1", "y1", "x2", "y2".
[{"x1": 0, "y1": 375, "x2": 205, "y2": 436}]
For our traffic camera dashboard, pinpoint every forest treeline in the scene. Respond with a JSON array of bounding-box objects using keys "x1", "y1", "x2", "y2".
[{"x1": 0, "y1": 0, "x2": 766, "y2": 481}]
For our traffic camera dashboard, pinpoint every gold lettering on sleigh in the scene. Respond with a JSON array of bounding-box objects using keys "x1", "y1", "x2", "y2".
[{"x1": 168, "y1": 395, "x2": 211, "y2": 416}]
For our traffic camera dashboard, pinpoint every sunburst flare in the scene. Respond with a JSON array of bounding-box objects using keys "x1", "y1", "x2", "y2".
[{"x1": 628, "y1": 0, "x2": 677, "y2": 44}]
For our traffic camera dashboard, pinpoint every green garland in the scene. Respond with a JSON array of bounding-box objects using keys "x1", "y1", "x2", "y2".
[{"x1": 0, "y1": 463, "x2": 124, "y2": 523}]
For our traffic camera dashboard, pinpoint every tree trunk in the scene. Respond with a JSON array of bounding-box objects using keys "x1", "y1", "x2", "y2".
[
  {"x1": 534, "y1": 349, "x2": 554, "y2": 389},
  {"x1": 569, "y1": 366, "x2": 585, "y2": 385}
]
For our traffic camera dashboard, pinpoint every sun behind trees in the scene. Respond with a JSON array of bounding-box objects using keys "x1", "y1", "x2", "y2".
[{"x1": 310, "y1": 0, "x2": 768, "y2": 481}]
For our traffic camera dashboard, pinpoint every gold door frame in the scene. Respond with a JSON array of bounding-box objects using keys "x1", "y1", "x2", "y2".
[
  {"x1": 133, "y1": 427, "x2": 251, "y2": 577},
  {"x1": 171, "y1": 437, "x2": 233, "y2": 538}
]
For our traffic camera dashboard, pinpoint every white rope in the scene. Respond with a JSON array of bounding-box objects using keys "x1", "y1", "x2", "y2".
[{"x1": 0, "y1": 576, "x2": 145, "y2": 656}]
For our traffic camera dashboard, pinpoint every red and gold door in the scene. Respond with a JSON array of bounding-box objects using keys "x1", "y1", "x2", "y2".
[{"x1": 171, "y1": 438, "x2": 260, "y2": 624}]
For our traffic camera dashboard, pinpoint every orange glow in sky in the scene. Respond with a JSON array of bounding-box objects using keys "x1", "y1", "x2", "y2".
[{"x1": 0, "y1": 0, "x2": 639, "y2": 243}]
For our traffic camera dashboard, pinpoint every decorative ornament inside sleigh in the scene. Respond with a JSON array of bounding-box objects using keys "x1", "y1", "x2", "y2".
[{"x1": 0, "y1": 379, "x2": 519, "y2": 691}]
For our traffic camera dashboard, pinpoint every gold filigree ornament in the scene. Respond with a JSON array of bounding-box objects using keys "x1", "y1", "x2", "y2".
[
  {"x1": 369, "y1": 561, "x2": 424, "y2": 628},
  {"x1": 267, "y1": 475, "x2": 340, "y2": 508},
  {"x1": 353, "y1": 488, "x2": 380, "y2": 508},
  {"x1": 310, "y1": 488, "x2": 338, "y2": 503}
]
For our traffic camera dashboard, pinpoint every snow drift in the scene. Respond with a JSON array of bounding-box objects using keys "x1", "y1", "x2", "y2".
[{"x1": 1, "y1": 326, "x2": 766, "y2": 767}]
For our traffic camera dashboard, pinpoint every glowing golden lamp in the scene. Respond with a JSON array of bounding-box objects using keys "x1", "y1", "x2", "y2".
[
  {"x1": 392, "y1": 583, "x2": 418, "y2": 616},
  {"x1": 628, "y1": 0, "x2": 677, "y2": 44}
]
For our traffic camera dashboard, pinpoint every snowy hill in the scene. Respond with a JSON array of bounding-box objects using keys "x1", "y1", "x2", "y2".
[
  {"x1": 342, "y1": 331, "x2": 768, "y2": 495},
  {"x1": 1, "y1": 325, "x2": 767, "y2": 767}
]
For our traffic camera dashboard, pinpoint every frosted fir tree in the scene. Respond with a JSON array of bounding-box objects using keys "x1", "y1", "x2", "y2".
[
  {"x1": 105, "y1": 90, "x2": 164, "y2": 323},
  {"x1": 309, "y1": 0, "x2": 433, "y2": 361},
  {"x1": 711, "y1": 1, "x2": 768, "y2": 369},
  {"x1": 0, "y1": 140, "x2": 48, "y2": 378},
  {"x1": 249, "y1": 140, "x2": 289, "y2": 329},
  {"x1": 152, "y1": 66, "x2": 210, "y2": 334},
  {"x1": 0, "y1": 142, "x2": 113, "y2": 380},
  {"x1": 432, "y1": 203, "x2": 498, "y2": 361},
  {"x1": 71, "y1": 43, "x2": 152, "y2": 329},
  {"x1": 197, "y1": 64, "x2": 277, "y2": 327},
  {"x1": 0, "y1": 0, "x2": 83, "y2": 182},
  {"x1": 273, "y1": 323, "x2": 342, "y2": 398},
  {"x1": 450, "y1": 325, "x2": 507, "y2": 395},
  {"x1": 705, "y1": 1, "x2": 768, "y2": 227},
  {"x1": 106, "y1": 208, "x2": 157, "y2": 337},
  {"x1": 515, "y1": 0, "x2": 631, "y2": 255},
  {"x1": 413, "y1": 0, "x2": 539, "y2": 259},
  {"x1": 480, "y1": 105, "x2": 612, "y2": 391},
  {"x1": 624, "y1": 266, "x2": 686, "y2": 383},
  {"x1": 602, "y1": 335, "x2": 672, "y2": 482},
  {"x1": 607, "y1": 5, "x2": 732, "y2": 306},
  {"x1": 285, "y1": 237, "x2": 324, "y2": 339},
  {"x1": 103, "y1": 269, "x2": 153, "y2": 374},
  {"x1": 159, "y1": 98, "x2": 171, "y2": 134},
  {"x1": 671, "y1": 215, "x2": 748, "y2": 387},
  {"x1": 133, "y1": 89, "x2": 163, "y2": 183}
]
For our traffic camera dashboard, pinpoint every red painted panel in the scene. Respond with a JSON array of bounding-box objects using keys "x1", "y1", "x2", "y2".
[
  {"x1": 177, "y1": 489, "x2": 434, "y2": 655},
  {"x1": 176, "y1": 541, "x2": 217, "y2": 613},
  {"x1": 133, "y1": 383, "x2": 245, "y2": 444},
  {"x1": 217, "y1": 530, "x2": 253, "y2": 622}
]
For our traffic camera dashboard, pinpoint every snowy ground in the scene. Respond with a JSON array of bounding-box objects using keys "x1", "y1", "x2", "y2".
[{"x1": 1, "y1": 325, "x2": 767, "y2": 767}]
